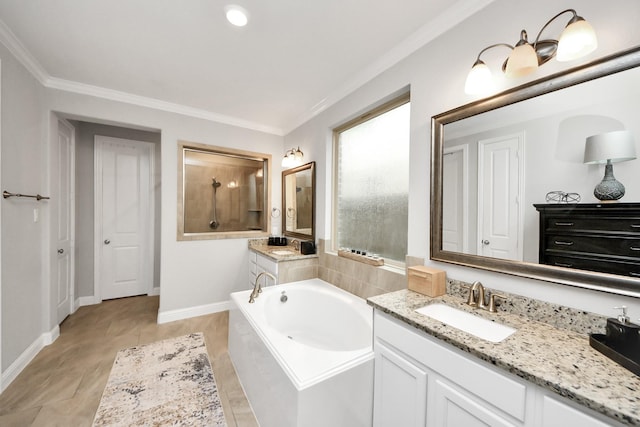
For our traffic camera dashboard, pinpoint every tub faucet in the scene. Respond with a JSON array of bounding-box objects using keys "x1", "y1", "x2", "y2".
[{"x1": 249, "y1": 272, "x2": 276, "y2": 303}]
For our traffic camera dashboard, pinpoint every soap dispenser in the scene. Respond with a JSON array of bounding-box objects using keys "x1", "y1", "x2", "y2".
[{"x1": 605, "y1": 306, "x2": 640, "y2": 349}]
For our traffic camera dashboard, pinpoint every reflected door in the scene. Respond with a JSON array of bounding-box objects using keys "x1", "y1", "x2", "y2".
[
  {"x1": 443, "y1": 147, "x2": 467, "y2": 252},
  {"x1": 477, "y1": 133, "x2": 524, "y2": 261}
]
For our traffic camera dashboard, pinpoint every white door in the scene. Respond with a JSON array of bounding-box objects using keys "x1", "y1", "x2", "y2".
[
  {"x1": 443, "y1": 146, "x2": 468, "y2": 253},
  {"x1": 95, "y1": 136, "x2": 154, "y2": 300},
  {"x1": 54, "y1": 119, "x2": 75, "y2": 323},
  {"x1": 477, "y1": 134, "x2": 524, "y2": 261}
]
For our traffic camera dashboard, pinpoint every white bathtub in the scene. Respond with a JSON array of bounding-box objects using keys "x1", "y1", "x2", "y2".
[{"x1": 228, "y1": 278, "x2": 374, "y2": 427}]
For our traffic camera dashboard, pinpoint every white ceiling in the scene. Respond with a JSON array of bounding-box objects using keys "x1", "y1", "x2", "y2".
[{"x1": 0, "y1": 1, "x2": 492, "y2": 135}]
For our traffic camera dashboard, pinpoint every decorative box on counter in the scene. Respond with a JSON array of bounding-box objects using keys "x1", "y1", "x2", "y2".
[{"x1": 407, "y1": 266, "x2": 445, "y2": 297}]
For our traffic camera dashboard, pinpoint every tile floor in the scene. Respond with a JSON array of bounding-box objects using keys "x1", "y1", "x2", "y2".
[{"x1": 0, "y1": 296, "x2": 258, "y2": 426}]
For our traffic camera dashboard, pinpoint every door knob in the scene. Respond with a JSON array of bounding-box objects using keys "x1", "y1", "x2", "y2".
[
  {"x1": 482, "y1": 239, "x2": 490, "y2": 245},
  {"x1": 104, "y1": 239, "x2": 111, "y2": 245},
  {"x1": 57, "y1": 248, "x2": 64, "y2": 254}
]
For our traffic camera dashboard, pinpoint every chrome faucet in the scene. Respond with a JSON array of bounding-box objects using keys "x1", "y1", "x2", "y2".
[
  {"x1": 249, "y1": 272, "x2": 276, "y2": 303},
  {"x1": 465, "y1": 281, "x2": 506, "y2": 313}
]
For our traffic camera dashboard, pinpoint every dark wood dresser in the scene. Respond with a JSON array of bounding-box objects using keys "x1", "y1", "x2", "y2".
[{"x1": 534, "y1": 203, "x2": 640, "y2": 277}]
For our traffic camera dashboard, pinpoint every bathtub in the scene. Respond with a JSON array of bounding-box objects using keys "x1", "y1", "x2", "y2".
[{"x1": 228, "y1": 278, "x2": 374, "y2": 427}]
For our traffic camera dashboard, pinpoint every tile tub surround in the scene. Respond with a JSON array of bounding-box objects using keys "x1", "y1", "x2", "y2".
[
  {"x1": 316, "y1": 239, "x2": 412, "y2": 299},
  {"x1": 368, "y1": 289, "x2": 640, "y2": 426}
]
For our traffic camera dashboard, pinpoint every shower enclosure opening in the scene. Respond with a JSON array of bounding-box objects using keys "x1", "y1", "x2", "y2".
[{"x1": 178, "y1": 141, "x2": 271, "y2": 240}]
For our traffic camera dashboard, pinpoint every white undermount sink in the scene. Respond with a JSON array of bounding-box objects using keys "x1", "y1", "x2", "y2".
[
  {"x1": 270, "y1": 250, "x2": 296, "y2": 256},
  {"x1": 415, "y1": 303, "x2": 516, "y2": 343}
]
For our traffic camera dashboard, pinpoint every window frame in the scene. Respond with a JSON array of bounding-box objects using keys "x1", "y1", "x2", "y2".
[{"x1": 331, "y1": 92, "x2": 410, "y2": 266}]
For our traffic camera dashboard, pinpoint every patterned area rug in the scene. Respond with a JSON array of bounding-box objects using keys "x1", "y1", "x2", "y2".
[{"x1": 92, "y1": 333, "x2": 226, "y2": 426}]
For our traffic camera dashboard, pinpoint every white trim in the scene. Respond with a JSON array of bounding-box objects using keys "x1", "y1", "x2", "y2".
[
  {"x1": 94, "y1": 136, "x2": 155, "y2": 301},
  {"x1": 149, "y1": 286, "x2": 161, "y2": 297},
  {"x1": 76, "y1": 296, "x2": 101, "y2": 308},
  {"x1": 46, "y1": 78, "x2": 283, "y2": 136},
  {"x1": 0, "y1": 2, "x2": 496, "y2": 136},
  {"x1": 284, "y1": 0, "x2": 497, "y2": 133},
  {"x1": 0, "y1": 19, "x2": 48, "y2": 84},
  {"x1": 157, "y1": 301, "x2": 232, "y2": 324},
  {"x1": 0, "y1": 325, "x2": 59, "y2": 393}
]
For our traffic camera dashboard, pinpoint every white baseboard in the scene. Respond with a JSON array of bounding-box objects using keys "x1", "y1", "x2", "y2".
[
  {"x1": 157, "y1": 300, "x2": 232, "y2": 324},
  {"x1": 77, "y1": 296, "x2": 100, "y2": 308},
  {"x1": 1, "y1": 325, "x2": 60, "y2": 393},
  {"x1": 149, "y1": 286, "x2": 160, "y2": 296}
]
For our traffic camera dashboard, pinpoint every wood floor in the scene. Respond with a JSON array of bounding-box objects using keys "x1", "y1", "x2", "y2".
[{"x1": 0, "y1": 296, "x2": 258, "y2": 426}]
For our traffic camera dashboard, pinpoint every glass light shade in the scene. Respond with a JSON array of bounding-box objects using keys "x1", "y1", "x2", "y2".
[
  {"x1": 505, "y1": 43, "x2": 538, "y2": 78},
  {"x1": 225, "y1": 5, "x2": 248, "y2": 27},
  {"x1": 464, "y1": 61, "x2": 493, "y2": 95},
  {"x1": 556, "y1": 19, "x2": 597, "y2": 62},
  {"x1": 583, "y1": 130, "x2": 637, "y2": 164}
]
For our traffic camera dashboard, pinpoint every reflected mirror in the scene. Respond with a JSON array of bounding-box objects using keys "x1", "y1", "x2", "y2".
[
  {"x1": 431, "y1": 46, "x2": 640, "y2": 296},
  {"x1": 282, "y1": 161, "x2": 315, "y2": 241}
]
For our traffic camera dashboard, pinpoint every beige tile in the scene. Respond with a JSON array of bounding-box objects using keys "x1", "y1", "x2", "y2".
[{"x1": 0, "y1": 295, "x2": 257, "y2": 426}]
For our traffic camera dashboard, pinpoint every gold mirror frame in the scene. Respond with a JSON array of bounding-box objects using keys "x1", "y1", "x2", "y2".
[
  {"x1": 282, "y1": 161, "x2": 315, "y2": 241},
  {"x1": 431, "y1": 46, "x2": 640, "y2": 297}
]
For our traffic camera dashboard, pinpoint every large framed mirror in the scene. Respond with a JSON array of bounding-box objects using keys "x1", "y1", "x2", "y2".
[
  {"x1": 431, "y1": 46, "x2": 640, "y2": 297},
  {"x1": 282, "y1": 161, "x2": 315, "y2": 241}
]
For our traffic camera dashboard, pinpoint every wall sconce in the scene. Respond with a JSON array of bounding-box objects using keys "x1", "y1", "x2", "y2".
[
  {"x1": 464, "y1": 9, "x2": 597, "y2": 95},
  {"x1": 282, "y1": 147, "x2": 304, "y2": 168},
  {"x1": 583, "y1": 130, "x2": 636, "y2": 201}
]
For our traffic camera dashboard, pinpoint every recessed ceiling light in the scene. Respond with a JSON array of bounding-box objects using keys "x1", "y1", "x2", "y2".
[{"x1": 225, "y1": 5, "x2": 249, "y2": 27}]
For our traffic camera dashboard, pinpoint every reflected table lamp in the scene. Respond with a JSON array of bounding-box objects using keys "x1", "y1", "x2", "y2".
[{"x1": 583, "y1": 130, "x2": 636, "y2": 201}]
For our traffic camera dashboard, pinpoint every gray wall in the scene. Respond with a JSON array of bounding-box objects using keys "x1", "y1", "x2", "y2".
[
  {"x1": 72, "y1": 121, "x2": 161, "y2": 299},
  {"x1": 284, "y1": 0, "x2": 640, "y2": 317},
  {"x1": 0, "y1": 42, "x2": 47, "y2": 371}
]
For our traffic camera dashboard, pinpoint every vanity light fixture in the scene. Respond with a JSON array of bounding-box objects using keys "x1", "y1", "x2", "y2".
[
  {"x1": 464, "y1": 9, "x2": 597, "y2": 95},
  {"x1": 583, "y1": 130, "x2": 636, "y2": 201},
  {"x1": 225, "y1": 5, "x2": 249, "y2": 27},
  {"x1": 282, "y1": 147, "x2": 304, "y2": 168}
]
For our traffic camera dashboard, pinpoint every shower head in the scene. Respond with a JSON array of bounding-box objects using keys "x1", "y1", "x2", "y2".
[{"x1": 212, "y1": 177, "x2": 222, "y2": 188}]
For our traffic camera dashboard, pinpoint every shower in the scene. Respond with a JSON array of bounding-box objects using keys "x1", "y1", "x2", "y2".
[{"x1": 209, "y1": 177, "x2": 222, "y2": 229}]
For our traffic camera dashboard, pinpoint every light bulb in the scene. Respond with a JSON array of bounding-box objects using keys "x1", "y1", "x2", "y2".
[
  {"x1": 225, "y1": 5, "x2": 248, "y2": 27},
  {"x1": 464, "y1": 60, "x2": 493, "y2": 95},
  {"x1": 557, "y1": 18, "x2": 597, "y2": 62}
]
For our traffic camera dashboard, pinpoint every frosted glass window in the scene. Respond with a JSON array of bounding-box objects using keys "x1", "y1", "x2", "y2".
[{"x1": 335, "y1": 97, "x2": 410, "y2": 262}]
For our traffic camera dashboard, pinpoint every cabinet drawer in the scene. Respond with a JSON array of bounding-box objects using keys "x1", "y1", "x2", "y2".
[
  {"x1": 545, "y1": 216, "x2": 640, "y2": 234},
  {"x1": 543, "y1": 253, "x2": 640, "y2": 277},
  {"x1": 375, "y1": 312, "x2": 527, "y2": 421},
  {"x1": 545, "y1": 234, "x2": 640, "y2": 258}
]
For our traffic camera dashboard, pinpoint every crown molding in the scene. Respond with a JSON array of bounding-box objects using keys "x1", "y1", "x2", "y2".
[
  {"x1": 45, "y1": 77, "x2": 284, "y2": 135},
  {"x1": 0, "y1": 17, "x2": 284, "y2": 136},
  {"x1": 0, "y1": 18, "x2": 48, "y2": 84},
  {"x1": 283, "y1": 0, "x2": 497, "y2": 135}
]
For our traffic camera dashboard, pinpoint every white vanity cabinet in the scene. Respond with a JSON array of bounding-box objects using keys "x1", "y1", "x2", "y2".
[
  {"x1": 248, "y1": 251, "x2": 278, "y2": 287},
  {"x1": 373, "y1": 310, "x2": 621, "y2": 427}
]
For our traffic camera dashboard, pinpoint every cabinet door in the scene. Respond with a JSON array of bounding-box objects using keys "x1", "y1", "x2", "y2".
[
  {"x1": 374, "y1": 341, "x2": 428, "y2": 427},
  {"x1": 539, "y1": 394, "x2": 615, "y2": 427},
  {"x1": 432, "y1": 378, "x2": 518, "y2": 427}
]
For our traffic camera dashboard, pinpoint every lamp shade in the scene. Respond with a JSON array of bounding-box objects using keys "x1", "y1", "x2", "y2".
[
  {"x1": 584, "y1": 130, "x2": 636, "y2": 164},
  {"x1": 505, "y1": 42, "x2": 538, "y2": 78},
  {"x1": 464, "y1": 60, "x2": 493, "y2": 95},
  {"x1": 556, "y1": 18, "x2": 597, "y2": 62}
]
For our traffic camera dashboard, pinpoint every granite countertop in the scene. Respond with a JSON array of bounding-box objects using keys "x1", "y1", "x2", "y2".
[
  {"x1": 367, "y1": 289, "x2": 640, "y2": 426},
  {"x1": 248, "y1": 240, "x2": 318, "y2": 262}
]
